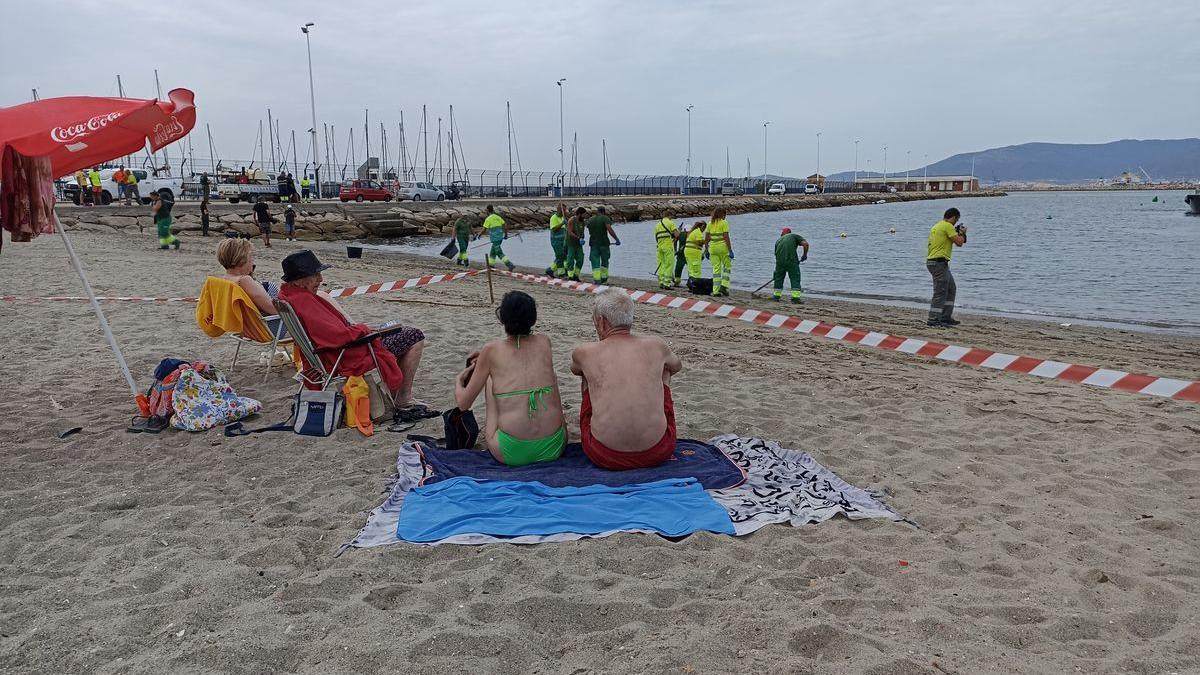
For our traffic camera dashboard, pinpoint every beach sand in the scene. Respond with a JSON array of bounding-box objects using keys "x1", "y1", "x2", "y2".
[{"x1": 1, "y1": 228, "x2": 1198, "y2": 674}]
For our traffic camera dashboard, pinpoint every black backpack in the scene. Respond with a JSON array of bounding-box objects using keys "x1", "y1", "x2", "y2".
[
  {"x1": 443, "y1": 408, "x2": 479, "y2": 449},
  {"x1": 686, "y1": 277, "x2": 714, "y2": 295}
]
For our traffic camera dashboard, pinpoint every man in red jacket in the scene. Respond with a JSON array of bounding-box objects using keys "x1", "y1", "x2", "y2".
[{"x1": 278, "y1": 251, "x2": 428, "y2": 409}]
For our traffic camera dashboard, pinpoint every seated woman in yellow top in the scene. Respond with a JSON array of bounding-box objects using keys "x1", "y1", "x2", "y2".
[{"x1": 454, "y1": 291, "x2": 567, "y2": 466}]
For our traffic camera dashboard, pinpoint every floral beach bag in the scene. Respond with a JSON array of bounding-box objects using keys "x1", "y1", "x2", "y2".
[{"x1": 171, "y1": 363, "x2": 262, "y2": 431}]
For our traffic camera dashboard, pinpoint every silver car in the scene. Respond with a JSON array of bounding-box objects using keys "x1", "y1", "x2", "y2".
[{"x1": 397, "y1": 181, "x2": 445, "y2": 201}]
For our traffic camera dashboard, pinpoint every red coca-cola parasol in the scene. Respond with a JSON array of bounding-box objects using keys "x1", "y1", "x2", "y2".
[
  {"x1": 0, "y1": 89, "x2": 197, "y2": 400},
  {"x1": 0, "y1": 88, "x2": 195, "y2": 177}
]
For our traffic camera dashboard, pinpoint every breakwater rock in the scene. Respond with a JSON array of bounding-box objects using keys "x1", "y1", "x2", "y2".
[{"x1": 55, "y1": 191, "x2": 1005, "y2": 241}]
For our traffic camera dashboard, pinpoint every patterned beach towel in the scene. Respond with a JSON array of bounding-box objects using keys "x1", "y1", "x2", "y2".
[{"x1": 346, "y1": 436, "x2": 907, "y2": 549}]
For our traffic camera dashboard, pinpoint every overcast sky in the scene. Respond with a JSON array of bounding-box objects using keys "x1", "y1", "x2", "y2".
[{"x1": 2, "y1": 0, "x2": 1196, "y2": 178}]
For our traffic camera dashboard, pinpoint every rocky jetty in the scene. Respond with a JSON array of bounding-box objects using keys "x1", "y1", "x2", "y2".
[{"x1": 55, "y1": 190, "x2": 1005, "y2": 241}]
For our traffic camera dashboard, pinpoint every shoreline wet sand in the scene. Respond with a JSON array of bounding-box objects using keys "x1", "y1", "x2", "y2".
[{"x1": 1, "y1": 230, "x2": 1197, "y2": 673}]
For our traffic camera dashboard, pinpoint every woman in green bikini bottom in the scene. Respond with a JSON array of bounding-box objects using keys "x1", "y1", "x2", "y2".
[{"x1": 454, "y1": 291, "x2": 567, "y2": 466}]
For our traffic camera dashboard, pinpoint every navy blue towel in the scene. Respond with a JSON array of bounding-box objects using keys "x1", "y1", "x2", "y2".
[{"x1": 417, "y1": 439, "x2": 745, "y2": 490}]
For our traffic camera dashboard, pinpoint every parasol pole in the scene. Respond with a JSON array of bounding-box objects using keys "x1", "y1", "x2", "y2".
[{"x1": 54, "y1": 214, "x2": 139, "y2": 397}]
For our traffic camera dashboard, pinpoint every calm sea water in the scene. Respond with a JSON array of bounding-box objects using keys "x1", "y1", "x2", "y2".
[{"x1": 383, "y1": 190, "x2": 1200, "y2": 335}]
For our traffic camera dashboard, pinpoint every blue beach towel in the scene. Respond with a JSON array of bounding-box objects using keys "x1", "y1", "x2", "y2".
[
  {"x1": 396, "y1": 477, "x2": 736, "y2": 542},
  {"x1": 418, "y1": 439, "x2": 745, "y2": 490}
]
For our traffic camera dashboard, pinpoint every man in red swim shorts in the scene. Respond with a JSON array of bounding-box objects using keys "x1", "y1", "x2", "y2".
[{"x1": 571, "y1": 288, "x2": 684, "y2": 470}]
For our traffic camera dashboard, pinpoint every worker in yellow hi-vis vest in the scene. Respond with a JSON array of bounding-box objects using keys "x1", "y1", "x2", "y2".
[
  {"x1": 704, "y1": 207, "x2": 733, "y2": 297},
  {"x1": 683, "y1": 221, "x2": 707, "y2": 281},
  {"x1": 546, "y1": 203, "x2": 568, "y2": 277},
  {"x1": 653, "y1": 210, "x2": 680, "y2": 289},
  {"x1": 481, "y1": 204, "x2": 515, "y2": 270}
]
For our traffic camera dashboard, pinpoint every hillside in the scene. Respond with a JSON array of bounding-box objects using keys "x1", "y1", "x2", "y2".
[{"x1": 829, "y1": 138, "x2": 1200, "y2": 184}]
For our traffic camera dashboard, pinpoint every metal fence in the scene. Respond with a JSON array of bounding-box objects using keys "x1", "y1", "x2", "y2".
[{"x1": 90, "y1": 153, "x2": 856, "y2": 200}]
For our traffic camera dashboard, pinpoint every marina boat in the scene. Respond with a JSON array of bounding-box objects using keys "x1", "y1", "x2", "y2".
[{"x1": 1187, "y1": 191, "x2": 1200, "y2": 215}]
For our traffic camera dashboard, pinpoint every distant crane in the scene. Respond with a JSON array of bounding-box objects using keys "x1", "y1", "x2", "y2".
[{"x1": 1138, "y1": 166, "x2": 1152, "y2": 184}]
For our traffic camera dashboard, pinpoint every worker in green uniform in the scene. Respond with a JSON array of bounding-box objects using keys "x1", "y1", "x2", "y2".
[
  {"x1": 564, "y1": 207, "x2": 587, "y2": 281},
  {"x1": 683, "y1": 221, "x2": 707, "y2": 282},
  {"x1": 481, "y1": 204, "x2": 515, "y2": 270},
  {"x1": 546, "y1": 203, "x2": 568, "y2": 277},
  {"x1": 453, "y1": 215, "x2": 476, "y2": 267},
  {"x1": 150, "y1": 189, "x2": 180, "y2": 250},
  {"x1": 772, "y1": 227, "x2": 809, "y2": 303},
  {"x1": 704, "y1": 207, "x2": 733, "y2": 296},
  {"x1": 653, "y1": 209, "x2": 680, "y2": 289},
  {"x1": 585, "y1": 206, "x2": 621, "y2": 284}
]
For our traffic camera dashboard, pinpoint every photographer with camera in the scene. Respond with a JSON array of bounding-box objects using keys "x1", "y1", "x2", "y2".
[{"x1": 926, "y1": 207, "x2": 967, "y2": 327}]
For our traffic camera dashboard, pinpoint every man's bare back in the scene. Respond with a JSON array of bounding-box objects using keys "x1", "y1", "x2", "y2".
[{"x1": 572, "y1": 331, "x2": 682, "y2": 452}]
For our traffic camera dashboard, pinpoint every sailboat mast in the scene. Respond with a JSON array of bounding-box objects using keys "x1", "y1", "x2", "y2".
[
  {"x1": 507, "y1": 102, "x2": 514, "y2": 194},
  {"x1": 206, "y1": 123, "x2": 216, "y2": 174},
  {"x1": 268, "y1": 109, "x2": 276, "y2": 172},
  {"x1": 422, "y1": 105, "x2": 429, "y2": 182},
  {"x1": 364, "y1": 109, "x2": 370, "y2": 179},
  {"x1": 398, "y1": 115, "x2": 409, "y2": 179}
]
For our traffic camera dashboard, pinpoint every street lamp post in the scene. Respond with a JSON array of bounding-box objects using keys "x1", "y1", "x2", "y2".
[
  {"x1": 685, "y1": 104, "x2": 694, "y2": 195},
  {"x1": 906, "y1": 150, "x2": 911, "y2": 189},
  {"x1": 301, "y1": 23, "x2": 321, "y2": 199},
  {"x1": 923, "y1": 153, "x2": 928, "y2": 190},
  {"x1": 762, "y1": 121, "x2": 770, "y2": 194},
  {"x1": 815, "y1": 131, "x2": 821, "y2": 180},
  {"x1": 882, "y1": 144, "x2": 888, "y2": 191},
  {"x1": 556, "y1": 78, "x2": 566, "y2": 190},
  {"x1": 853, "y1": 139, "x2": 860, "y2": 191}
]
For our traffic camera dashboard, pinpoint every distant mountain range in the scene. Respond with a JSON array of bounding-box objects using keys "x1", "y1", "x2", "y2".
[{"x1": 827, "y1": 138, "x2": 1200, "y2": 185}]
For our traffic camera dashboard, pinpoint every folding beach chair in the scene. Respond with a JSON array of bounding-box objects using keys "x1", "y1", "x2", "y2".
[
  {"x1": 273, "y1": 298, "x2": 406, "y2": 394},
  {"x1": 196, "y1": 277, "x2": 293, "y2": 382}
]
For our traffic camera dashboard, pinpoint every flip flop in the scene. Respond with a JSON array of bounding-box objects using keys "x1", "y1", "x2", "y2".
[{"x1": 394, "y1": 406, "x2": 442, "y2": 423}]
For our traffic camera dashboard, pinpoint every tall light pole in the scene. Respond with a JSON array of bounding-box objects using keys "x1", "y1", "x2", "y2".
[
  {"x1": 762, "y1": 121, "x2": 771, "y2": 193},
  {"x1": 556, "y1": 78, "x2": 566, "y2": 189},
  {"x1": 905, "y1": 149, "x2": 911, "y2": 187},
  {"x1": 882, "y1": 144, "x2": 888, "y2": 191},
  {"x1": 301, "y1": 23, "x2": 321, "y2": 199},
  {"x1": 815, "y1": 131, "x2": 821, "y2": 178},
  {"x1": 853, "y1": 139, "x2": 861, "y2": 191},
  {"x1": 685, "y1": 104, "x2": 694, "y2": 194},
  {"x1": 923, "y1": 153, "x2": 928, "y2": 190}
]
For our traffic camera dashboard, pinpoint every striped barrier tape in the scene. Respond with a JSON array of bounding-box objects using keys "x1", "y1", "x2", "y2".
[
  {"x1": 496, "y1": 270, "x2": 1200, "y2": 404},
  {"x1": 0, "y1": 295, "x2": 199, "y2": 303},
  {"x1": 0, "y1": 270, "x2": 481, "y2": 304},
  {"x1": 325, "y1": 270, "x2": 480, "y2": 297}
]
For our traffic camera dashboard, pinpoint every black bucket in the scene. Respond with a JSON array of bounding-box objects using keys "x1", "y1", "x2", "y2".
[{"x1": 346, "y1": 246, "x2": 363, "y2": 259}]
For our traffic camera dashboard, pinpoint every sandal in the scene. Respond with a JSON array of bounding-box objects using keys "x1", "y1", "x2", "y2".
[{"x1": 394, "y1": 405, "x2": 442, "y2": 423}]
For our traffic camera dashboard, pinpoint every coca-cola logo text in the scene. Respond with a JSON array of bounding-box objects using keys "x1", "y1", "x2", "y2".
[
  {"x1": 49, "y1": 112, "x2": 123, "y2": 144},
  {"x1": 151, "y1": 116, "x2": 186, "y2": 146}
]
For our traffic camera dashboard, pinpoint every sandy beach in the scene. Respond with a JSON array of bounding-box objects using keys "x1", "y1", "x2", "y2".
[{"x1": 1, "y1": 226, "x2": 1198, "y2": 674}]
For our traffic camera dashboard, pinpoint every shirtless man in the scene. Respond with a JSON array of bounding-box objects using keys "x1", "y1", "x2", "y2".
[{"x1": 570, "y1": 288, "x2": 683, "y2": 470}]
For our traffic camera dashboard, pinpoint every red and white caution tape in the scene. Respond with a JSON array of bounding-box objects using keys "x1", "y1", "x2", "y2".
[
  {"x1": 496, "y1": 271, "x2": 1200, "y2": 404},
  {"x1": 0, "y1": 270, "x2": 480, "y2": 304},
  {"x1": 325, "y1": 270, "x2": 480, "y2": 298},
  {"x1": 0, "y1": 295, "x2": 199, "y2": 303}
]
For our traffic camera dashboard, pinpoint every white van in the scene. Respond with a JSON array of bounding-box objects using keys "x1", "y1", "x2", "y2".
[{"x1": 720, "y1": 181, "x2": 744, "y2": 196}]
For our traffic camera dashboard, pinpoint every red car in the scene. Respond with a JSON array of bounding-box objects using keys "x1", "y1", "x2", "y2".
[{"x1": 339, "y1": 179, "x2": 392, "y2": 203}]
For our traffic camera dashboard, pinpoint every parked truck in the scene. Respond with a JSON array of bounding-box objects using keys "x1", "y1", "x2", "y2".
[{"x1": 62, "y1": 167, "x2": 183, "y2": 205}]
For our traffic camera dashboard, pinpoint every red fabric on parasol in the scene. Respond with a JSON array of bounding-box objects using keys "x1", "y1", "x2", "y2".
[{"x1": 0, "y1": 88, "x2": 195, "y2": 178}]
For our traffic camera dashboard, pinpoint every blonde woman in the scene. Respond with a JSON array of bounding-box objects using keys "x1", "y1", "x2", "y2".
[{"x1": 216, "y1": 238, "x2": 278, "y2": 315}]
